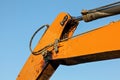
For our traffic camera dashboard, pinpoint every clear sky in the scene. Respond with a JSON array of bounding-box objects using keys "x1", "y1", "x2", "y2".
[{"x1": 0, "y1": 0, "x2": 120, "y2": 80}]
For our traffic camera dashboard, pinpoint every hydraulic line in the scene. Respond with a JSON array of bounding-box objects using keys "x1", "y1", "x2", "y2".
[
  {"x1": 29, "y1": 24, "x2": 49, "y2": 55},
  {"x1": 74, "y1": 1, "x2": 120, "y2": 22}
]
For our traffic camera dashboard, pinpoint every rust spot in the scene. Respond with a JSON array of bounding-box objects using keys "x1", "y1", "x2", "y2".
[
  {"x1": 31, "y1": 59, "x2": 34, "y2": 63},
  {"x1": 36, "y1": 69, "x2": 39, "y2": 74},
  {"x1": 17, "y1": 74, "x2": 20, "y2": 77}
]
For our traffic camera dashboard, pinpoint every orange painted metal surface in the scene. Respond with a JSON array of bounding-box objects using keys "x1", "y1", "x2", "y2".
[
  {"x1": 16, "y1": 12, "x2": 73, "y2": 80},
  {"x1": 52, "y1": 21, "x2": 120, "y2": 65},
  {"x1": 17, "y1": 1, "x2": 120, "y2": 79},
  {"x1": 17, "y1": 12, "x2": 120, "y2": 80}
]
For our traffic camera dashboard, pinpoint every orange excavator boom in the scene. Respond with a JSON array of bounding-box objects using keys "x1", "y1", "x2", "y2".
[{"x1": 17, "y1": 1, "x2": 120, "y2": 80}]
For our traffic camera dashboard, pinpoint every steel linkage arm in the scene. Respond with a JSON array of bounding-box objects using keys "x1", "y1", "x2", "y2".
[{"x1": 52, "y1": 21, "x2": 120, "y2": 65}]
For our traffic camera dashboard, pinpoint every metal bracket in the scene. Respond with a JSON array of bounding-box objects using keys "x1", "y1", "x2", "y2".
[
  {"x1": 41, "y1": 50, "x2": 52, "y2": 62},
  {"x1": 54, "y1": 39, "x2": 59, "y2": 53},
  {"x1": 41, "y1": 50, "x2": 48, "y2": 57},
  {"x1": 60, "y1": 15, "x2": 68, "y2": 26}
]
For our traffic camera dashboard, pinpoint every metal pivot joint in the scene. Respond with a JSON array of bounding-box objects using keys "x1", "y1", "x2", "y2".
[{"x1": 41, "y1": 50, "x2": 52, "y2": 62}]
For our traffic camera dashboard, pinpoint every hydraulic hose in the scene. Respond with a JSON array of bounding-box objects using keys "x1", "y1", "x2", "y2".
[{"x1": 74, "y1": 1, "x2": 120, "y2": 22}]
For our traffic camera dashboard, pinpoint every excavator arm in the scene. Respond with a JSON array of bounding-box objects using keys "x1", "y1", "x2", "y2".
[{"x1": 17, "y1": 1, "x2": 120, "y2": 80}]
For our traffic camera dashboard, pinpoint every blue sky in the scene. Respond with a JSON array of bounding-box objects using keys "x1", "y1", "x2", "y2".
[{"x1": 0, "y1": 0, "x2": 120, "y2": 80}]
